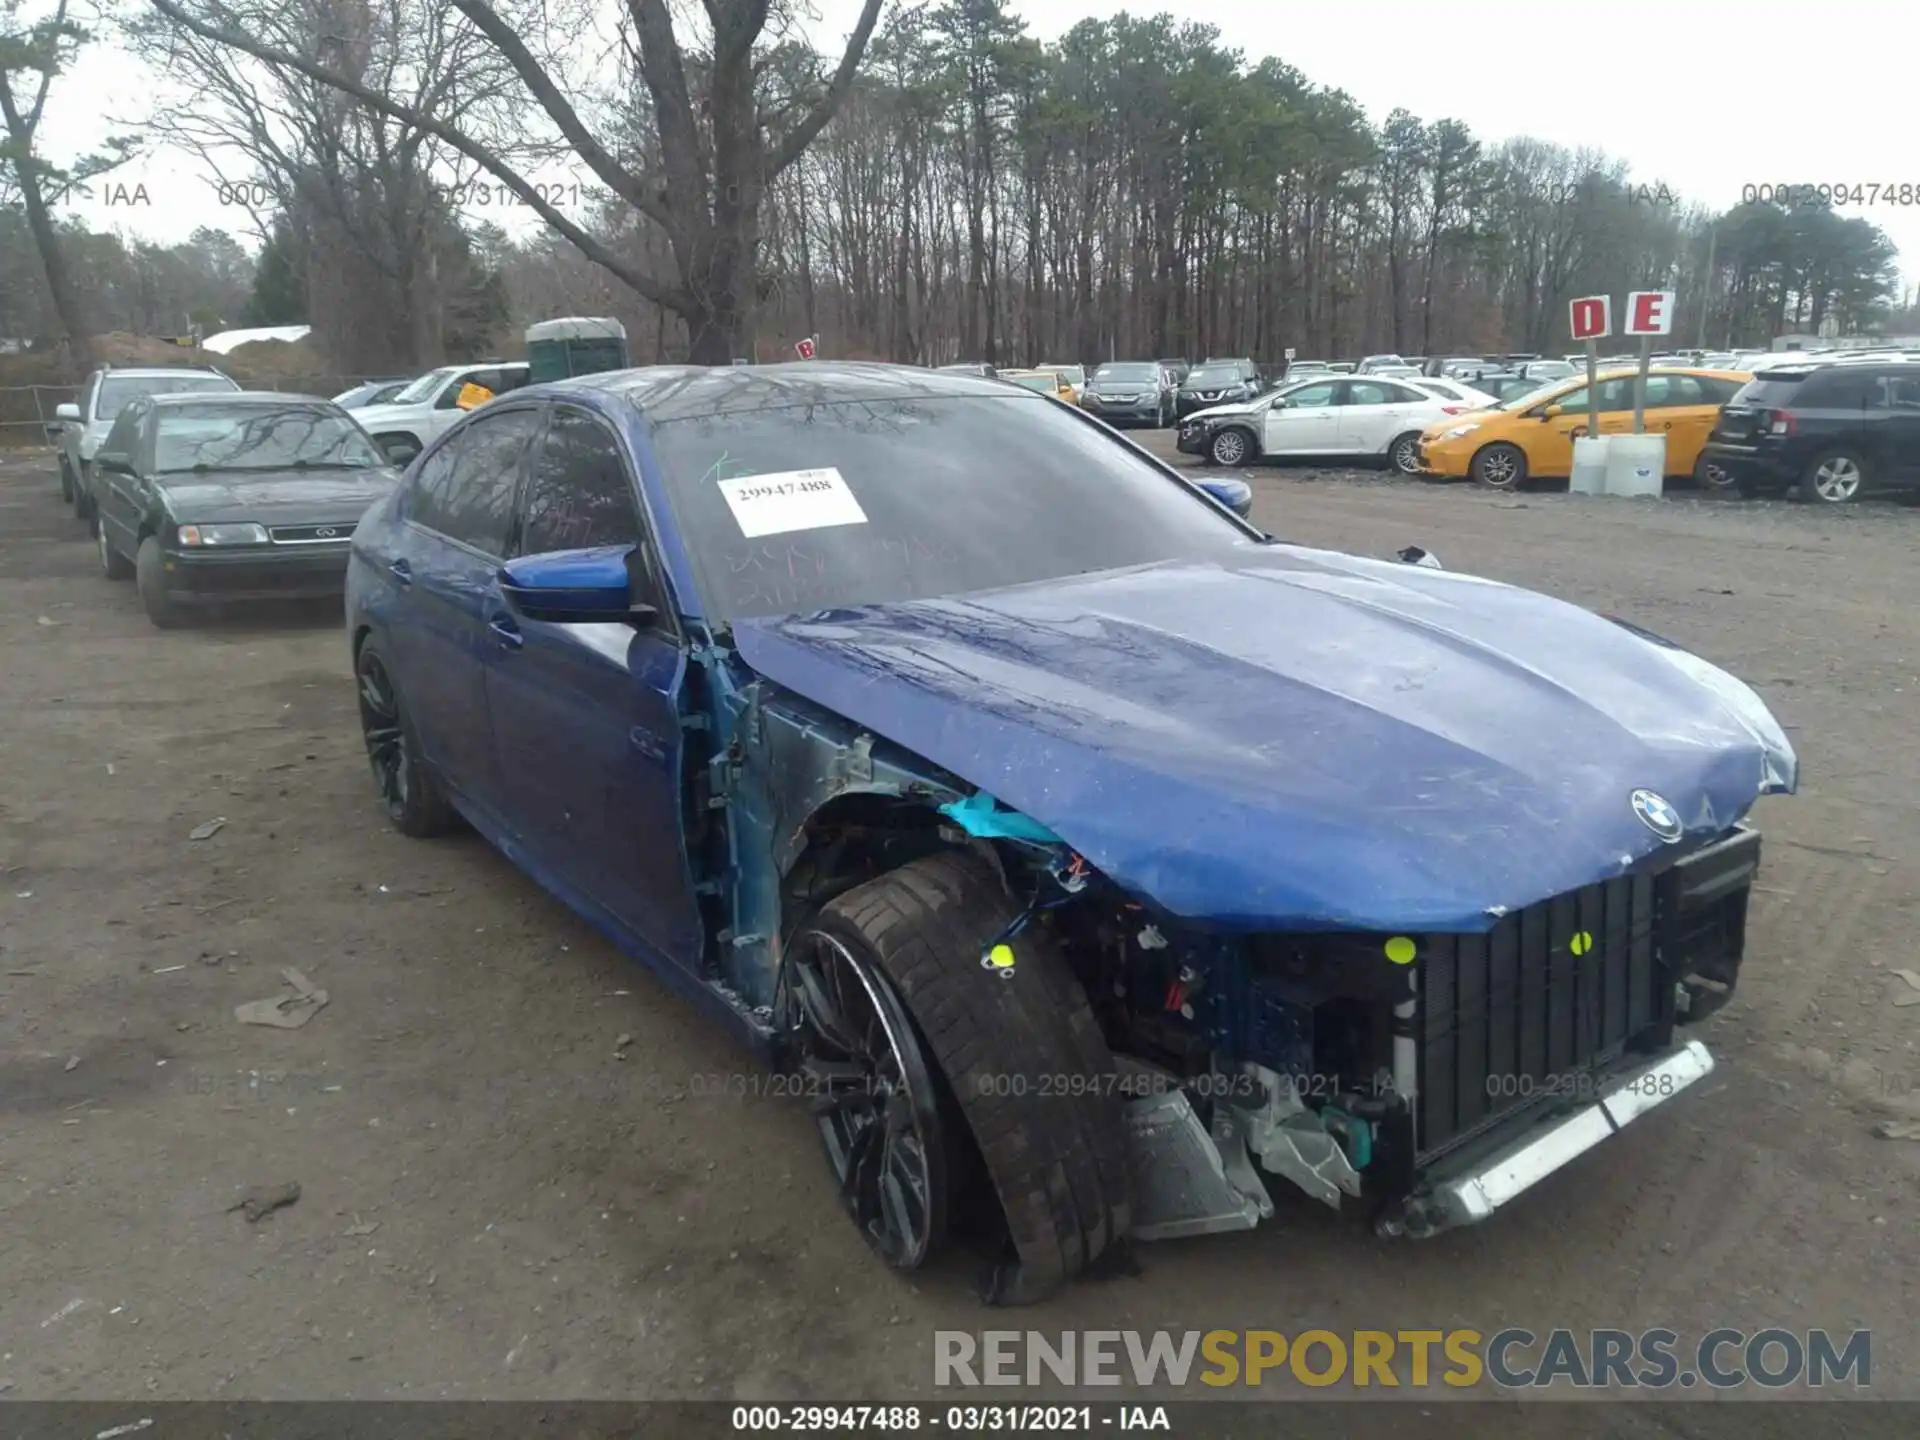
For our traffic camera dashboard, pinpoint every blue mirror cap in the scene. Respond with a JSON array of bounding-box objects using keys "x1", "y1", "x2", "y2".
[
  {"x1": 1195, "y1": 477, "x2": 1253, "y2": 516},
  {"x1": 500, "y1": 544, "x2": 635, "y2": 594}
]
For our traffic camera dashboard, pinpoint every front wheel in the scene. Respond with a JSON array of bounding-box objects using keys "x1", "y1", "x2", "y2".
[
  {"x1": 71, "y1": 465, "x2": 94, "y2": 522},
  {"x1": 135, "y1": 536, "x2": 177, "y2": 627},
  {"x1": 58, "y1": 456, "x2": 75, "y2": 503},
  {"x1": 787, "y1": 851, "x2": 1131, "y2": 1304},
  {"x1": 356, "y1": 640, "x2": 458, "y2": 837},
  {"x1": 1388, "y1": 431, "x2": 1423, "y2": 475},
  {"x1": 1799, "y1": 448, "x2": 1865, "y2": 504},
  {"x1": 98, "y1": 521, "x2": 132, "y2": 580},
  {"x1": 1208, "y1": 426, "x2": 1254, "y2": 467},
  {"x1": 1471, "y1": 442, "x2": 1529, "y2": 490}
]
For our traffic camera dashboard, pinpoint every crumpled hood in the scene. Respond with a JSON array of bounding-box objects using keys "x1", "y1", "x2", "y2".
[
  {"x1": 1181, "y1": 400, "x2": 1262, "y2": 424},
  {"x1": 732, "y1": 547, "x2": 1795, "y2": 932}
]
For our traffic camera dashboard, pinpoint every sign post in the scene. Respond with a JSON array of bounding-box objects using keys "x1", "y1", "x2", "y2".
[
  {"x1": 1568, "y1": 295, "x2": 1611, "y2": 442},
  {"x1": 1623, "y1": 291, "x2": 1674, "y2": 433}
]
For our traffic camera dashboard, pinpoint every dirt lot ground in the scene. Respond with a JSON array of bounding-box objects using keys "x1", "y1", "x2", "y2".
[{"x1": 2, "y1": 439, "x2": 1917, "y2": 1408}]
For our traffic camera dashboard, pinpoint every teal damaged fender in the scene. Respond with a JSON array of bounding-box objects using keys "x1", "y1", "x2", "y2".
[{"x1": 939, "y1": 791, "x2": 1065, "y2": 845}]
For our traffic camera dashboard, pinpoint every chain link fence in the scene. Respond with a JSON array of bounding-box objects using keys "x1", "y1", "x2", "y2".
[{"x1": 0, "y1": 377, "x2": 395, "y2": 450}]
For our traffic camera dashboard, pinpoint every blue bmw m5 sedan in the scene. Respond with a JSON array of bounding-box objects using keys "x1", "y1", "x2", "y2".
[{"x1": 346, "y1": 362, "x2": 1793, "y2": 1303}]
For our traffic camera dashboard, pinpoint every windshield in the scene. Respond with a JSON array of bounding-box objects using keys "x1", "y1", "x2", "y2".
[
  {"x1": 648, "y1": 394, "x2": 1253, "y2": 621},
  {"x1": 1497, "y1": 378, "x2": 1582, "y2": 412},
  {"x1": 96, "y1": 373, "x2": 233, "y2": 420},
  {"x1": 1186, "y1": 366, "x2": 1244, "y2": 386},
  {"x1": 154, "y1": 404, "x2": 387, "y2": 472},
  {"x1": 1092, "y1": 364, "x2": 1158, "y2": 384},
  {"x1": 388, "y1": 368, "x2": 457, "y2": 405}
]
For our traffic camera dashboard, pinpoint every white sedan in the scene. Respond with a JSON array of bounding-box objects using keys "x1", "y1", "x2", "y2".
[
  {"x1": 1176, "y1": 373, "x2": 1483, "y2": 473},
  {"x1": 1408, "y1": 377, "x2": 1500, "y2": 409}
]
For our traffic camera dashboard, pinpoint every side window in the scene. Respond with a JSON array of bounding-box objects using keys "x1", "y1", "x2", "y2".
[
  {"x1": 1381, "y1": 383, "x2": 1427, "y2": 403},
  {"x1": 517, "y1": 408, "x2": 644, "y2": 556},
  {"x1": 436, "y1": 371, "x2": 487, "y2": 410},
  {"x1": 1551, "y1": 386, "x2": 1587, "y2": 413},
  {"x1": 1344, "y1": 381, "x2": 1395, "y2": 406},
  {"x1": 1878, "y1": 373, "x2": 1920, "y2": 410},
  {"x1": 1283, "y1": 382, "x2": 1340, "y2": 408},
  {"x1": 406, "y1": 409, "x2": 540, "y2": 555},
  {"x1": 100, "y1": 402, "x2": 143, "y2": 459}
]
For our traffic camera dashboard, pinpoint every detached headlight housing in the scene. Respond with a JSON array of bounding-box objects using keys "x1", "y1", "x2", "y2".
[
  {"x1": 178, "y1": 522, "x2": 269, "y2": 547},
  {"x1": 1444, "y1": 423, "x2": 1480, "y2": 439}
]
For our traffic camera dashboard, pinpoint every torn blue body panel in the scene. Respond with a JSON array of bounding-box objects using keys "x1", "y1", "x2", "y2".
[{"x1": 729, "y1": 545, "x2": 1798, "y2": 933}]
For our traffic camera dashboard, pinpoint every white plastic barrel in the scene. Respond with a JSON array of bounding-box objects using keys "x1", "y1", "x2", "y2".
[
  {"x1": 1569, "y1": 436, "x2": 1610, "y2": 495},
  {"x1": 1605, "y1": 433, "x2": 1666, "y2": 497}
]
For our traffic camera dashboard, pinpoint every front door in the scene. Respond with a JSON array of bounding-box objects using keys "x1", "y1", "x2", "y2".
[
  {"x1": 92, "y1": 400, "x2": 150, "y2": 557},
  {"x1": 1530, "y1": 376, "x2": 1635, "y2": 475},
  {"x1": 386, "y1": 406, "x2": 542, "y2": 817},
  {"x1": 486, "y1": 404, "x2": 703, "y2": 969},
  {"x1": 1262, "y1": 380, "x2": 1343, "y2": 454}
]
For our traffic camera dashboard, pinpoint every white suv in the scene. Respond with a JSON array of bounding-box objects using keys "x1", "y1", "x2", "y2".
[
  {"x1": 57, "y1": 366, "x2": 240, "y2": 519},
  {"x1": 350, "y1": 362, "x2": 532, "y2": 465}
]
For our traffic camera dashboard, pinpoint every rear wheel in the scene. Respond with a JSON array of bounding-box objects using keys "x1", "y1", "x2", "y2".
[
  {"x1": 58, "y1": 456, "x2": 74, "y2": 503},
  {"x1": 1471, "y1": 442, "x2": 1528, "y2": 490},
  {"x1": 70, "y1": 464, "x2": 94, "y2": 522},
  {"x1": 788, "y1": 851, "x2": 1131, "y2": 1304},
  {"x1": 135, "y1": 536, "x2": 177, "y2": 628},
  {"x1": 1388, "y1": 431, "x2": 1423, "y2": 475},
  {"x1": 1799, "y1": 448, "x2": 1865, "y2": 504},
  {"x1": 1207, "y1": 426, "x2": 1254, "y2": 467}
]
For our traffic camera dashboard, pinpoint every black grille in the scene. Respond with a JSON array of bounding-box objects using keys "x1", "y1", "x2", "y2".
[
  {"x1": 1416, "y1": 873, "x2": 1662, "y2": 1159},
  {"x1": 269, "y1": 524, "x2": 351, "y2": 544}
]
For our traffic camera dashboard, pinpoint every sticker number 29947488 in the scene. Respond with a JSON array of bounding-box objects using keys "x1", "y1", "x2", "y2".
[{"x1": 717, "y1": 467, "x2": 869, "y2": 538}]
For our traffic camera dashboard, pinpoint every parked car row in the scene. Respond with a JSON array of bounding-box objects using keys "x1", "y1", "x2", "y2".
[{"x1": 1177, "y1": 370, "x2": 1498, "y2": 471}]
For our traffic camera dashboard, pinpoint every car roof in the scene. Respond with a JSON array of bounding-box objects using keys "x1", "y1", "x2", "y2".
[
  {"x1": 148, "y1": 390, "x2": 330, "y2": 407},
  {"x1": 539, "y1": 361, "x2": 1021, "y2": 422},
  {"x1": 99, "y1": 366, "x2": 229, "y2": 379}
]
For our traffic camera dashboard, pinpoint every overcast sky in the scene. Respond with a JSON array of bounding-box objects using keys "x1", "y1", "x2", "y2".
[{"x1": 46, "y1": 0, "x2": 1920, "y2": 291}]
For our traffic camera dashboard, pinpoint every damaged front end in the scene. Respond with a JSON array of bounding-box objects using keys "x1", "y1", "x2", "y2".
[{"x1": 933, "y1": 798, "x2": 1761, "y2": 1242}]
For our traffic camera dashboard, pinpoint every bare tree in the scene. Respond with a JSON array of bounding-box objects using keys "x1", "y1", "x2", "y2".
[
  {"x1": 149, "y1": 0, "x2": 885, "y2": 362},
  {"x1": 1, "y1": 0, "x2": 133, "y2": 357}
]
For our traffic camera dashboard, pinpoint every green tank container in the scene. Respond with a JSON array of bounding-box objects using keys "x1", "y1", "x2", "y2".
[{"x1": 525, "y1": 316, "x2": 629, "y2": 382}]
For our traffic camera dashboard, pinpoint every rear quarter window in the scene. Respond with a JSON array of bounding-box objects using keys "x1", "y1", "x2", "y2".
[{"x1": 1729, "y1": 375, "x2": 1810, "y2": 407}]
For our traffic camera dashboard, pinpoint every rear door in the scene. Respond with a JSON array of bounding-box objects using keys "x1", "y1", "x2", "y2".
[
  {"x1": 487, "y1": 405, "x2": 702, "y2": 966},
  {"x1": 385, "y1": 406, "x2": 543, "y2": 818},
  {"x1": 1261, "y1": 379, "x2": 1342, "y2": 453},
  {"x1": 1641, "y1": 373, "x2": 1725, "y2": 473},
  {"x1": 1337, "y1": 379, "x2": 1429, "y2": 451},
  {"x1": 1868, "y1": 370, "x2": 1920, "y2": 478}
]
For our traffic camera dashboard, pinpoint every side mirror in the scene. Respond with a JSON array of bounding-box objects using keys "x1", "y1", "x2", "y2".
[
  {"x1": 1195, "y1": 477, "x2": 1253, "y2": 518},
  {"x1": 95, "y1": 452, "x2": 132, "y2": 474},
  {"x1": 1541, "y1": 404, "x2": 1564, "y2": 420},
  {"x1": 56, "y1": 403, "x2": 80, "y2": 422},
  {"x1": 1396, "y1": 545, "x2": 1443, "y2": 570},
  {"x1": 499, "y1": 545, "x2": 658, "y2": 625}
]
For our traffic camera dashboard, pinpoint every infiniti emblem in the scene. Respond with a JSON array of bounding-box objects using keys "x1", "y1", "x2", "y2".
[
  {"x1": 1629, "y1": 789, "x2": 1683, "y2": 843},
  {"x1": 314, "y1": 527, "x2": 338, "y2": 538}
]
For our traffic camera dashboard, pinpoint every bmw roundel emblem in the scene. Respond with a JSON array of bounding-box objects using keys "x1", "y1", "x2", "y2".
[{"x1": 1629, "y1": 789, "x2": 1684, "y2": 843}]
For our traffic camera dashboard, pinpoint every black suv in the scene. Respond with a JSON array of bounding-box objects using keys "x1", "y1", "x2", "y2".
[
  {"x1": 1176, "y1": 359, "x2": 1261, "y2": 417},
  {"x1": 1701, "y1": 361, "x2": 1920, "y2": 503}
]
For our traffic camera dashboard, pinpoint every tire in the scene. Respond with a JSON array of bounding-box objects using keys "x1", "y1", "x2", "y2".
[
  {"x1": 97, "y1": 520, "x2": 132, "y2": 580},
  {"x1": 58, "y1": 456, "x2": 74, "y2": 503},
  {"x1": 1692, "y1": 453, "x2": 1737, "y2": 492},
  {"x1": 71, "y1": 463, "x2": 95, "y2": 522},
  {"x1": 1387, "y1": 431, "x2": 1423, "y2": 475},
  {"x1": 1798, "y1": 447, "x2": 1865, "y2": 504},
  {"x1": 355, "y1": 638, "x2": 459, "y2": 837},
  {"x1": 1207, "y1": 426, "x2": 1254, "y2": 468},
  {"x1": 1470, "y1": 441, "x2": 1528, "y2": 490},
  {"x1": 135, "y1": 535, "x2": 178, "y2": 627},
  {"x1": 796, "y1": 850, "x2": 1130, "y2": 1305}
]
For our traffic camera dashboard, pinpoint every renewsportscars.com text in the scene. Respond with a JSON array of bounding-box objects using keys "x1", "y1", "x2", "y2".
[{"x1": 933, "y1": 1328, "x2": 1871, "y2": 1390}]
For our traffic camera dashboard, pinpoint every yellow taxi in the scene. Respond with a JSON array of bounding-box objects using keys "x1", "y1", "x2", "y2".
[
  {"x1": 1415, "y1": 367, "x2": 1751, "y2": 489},
  {"x1": 1036, "y1": 364, "x2": 1085, "y2": 404},
  {"x1": 1003, "y1": 368, "x2": 1076, "y2": 403}
]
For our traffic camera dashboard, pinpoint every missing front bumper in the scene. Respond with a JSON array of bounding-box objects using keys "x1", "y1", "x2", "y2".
[{"x1": 1379, "y1": 1038, "x2": 1715, "y2": 1238}]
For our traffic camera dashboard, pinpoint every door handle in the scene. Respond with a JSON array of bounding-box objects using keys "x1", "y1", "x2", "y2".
[
  {"x1": 488, "y1": 614, "x2": 523, "y2": 647},
  {"x1": 388, "y1": 558, "x2": 412, "y2": 585}
]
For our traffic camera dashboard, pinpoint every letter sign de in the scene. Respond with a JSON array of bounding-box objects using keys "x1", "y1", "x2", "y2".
[
  {"x1": 1624, "y1": 291, "x2": 1675, "y2": 336},
  {"x1": 1568, "y1": 295, "x2": 1611, "y2": 341}
]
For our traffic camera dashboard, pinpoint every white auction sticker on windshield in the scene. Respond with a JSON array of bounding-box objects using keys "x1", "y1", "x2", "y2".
[{"x1": 718, "y1": 467, "x2": 868, "y2": 538}]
